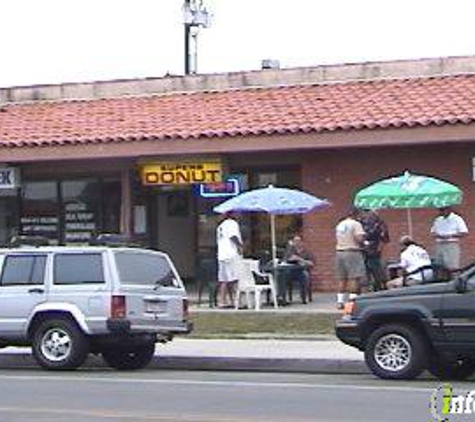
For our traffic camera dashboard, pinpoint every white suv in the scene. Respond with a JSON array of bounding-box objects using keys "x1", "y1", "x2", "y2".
[{"x1": 0, "y1": 246, "x2": 191, "y2": 370}]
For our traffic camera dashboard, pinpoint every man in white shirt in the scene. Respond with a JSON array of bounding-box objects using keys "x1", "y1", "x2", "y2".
[
  {"x1": 430, "y1": 207, "x2": 468, "y2": 270},
  {"x1": 335, "y1": 207, "x2": 367, "y2": 309},
  {"x1": 216, "y1": 212, "x2": 243, "y2": 308},
  {"x1": 387, "y1": 236, "x2": 433, "y2": 289}
]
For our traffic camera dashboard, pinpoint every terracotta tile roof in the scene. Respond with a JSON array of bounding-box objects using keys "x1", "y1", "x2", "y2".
[{"x1": 1, "y1": 74, "x2": 475, "y2": 147}]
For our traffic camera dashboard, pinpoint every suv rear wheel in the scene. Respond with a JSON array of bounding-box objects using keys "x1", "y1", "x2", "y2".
[
  {"x1": 428, "y1": 356, "x2": 475, "y2": 380},
  {"x1": 365, "y1": 324, "x2": 427, "y2": 380},
  {"x1": 102, "y1": 341, "x2": 155, "y2": 370},
  {"x1": 32, "y1": 318, "x2": 89, "y2": 370}
]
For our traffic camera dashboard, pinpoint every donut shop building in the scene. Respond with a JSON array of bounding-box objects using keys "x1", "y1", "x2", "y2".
[{"x1": 2, "y1": 55, "x2": 475, "y2": 290}]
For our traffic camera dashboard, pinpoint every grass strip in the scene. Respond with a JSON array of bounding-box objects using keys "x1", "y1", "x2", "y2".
[{"x1": 188, "y1": 312, "x2": 339, "y2": 339}]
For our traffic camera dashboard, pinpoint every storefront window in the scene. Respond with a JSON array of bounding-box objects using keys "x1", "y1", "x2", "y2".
[
  {"x1": 250, "y1": 169, "x2": 301, "y2": 260},
  {"x1": 19, "y1": 178, "x2": 121, "y2": 245},
  {"x1": 196, "y1": 173, "x2": 249, "y2": 258},
  {"x1": 194, "y1": 168, "x2": 301, "y2": 263},
  {"x1": 20, "y1": 181, "x2": 60, "y2": 243}
]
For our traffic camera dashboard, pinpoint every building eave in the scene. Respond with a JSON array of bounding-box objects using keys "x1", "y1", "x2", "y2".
[{"x1": 1, "y1": 123, "x2": 474, "y2": 164}]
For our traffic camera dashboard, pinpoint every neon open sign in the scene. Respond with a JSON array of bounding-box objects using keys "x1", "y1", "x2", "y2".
[{"x1": 199, "y1": 178, "x2": 240, "y2": 198}]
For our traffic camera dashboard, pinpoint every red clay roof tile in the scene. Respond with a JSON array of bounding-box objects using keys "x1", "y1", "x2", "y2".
[{"x1": 2, "y1": 75, "x2": 475, "y2": 147}]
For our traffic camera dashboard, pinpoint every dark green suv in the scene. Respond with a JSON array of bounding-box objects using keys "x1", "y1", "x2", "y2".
[{"x1": 336, "y1": 263, "x2": 475, "y2": 380}]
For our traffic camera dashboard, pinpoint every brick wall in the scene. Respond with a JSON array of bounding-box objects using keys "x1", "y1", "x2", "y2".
[{"x1": 300, "y1": 142, "x2": 475, "y2": 291}]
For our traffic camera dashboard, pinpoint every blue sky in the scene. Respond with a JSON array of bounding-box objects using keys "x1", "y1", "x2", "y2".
[{"x1": 1, "y1": 0, "x2": 474, "y2": 87}]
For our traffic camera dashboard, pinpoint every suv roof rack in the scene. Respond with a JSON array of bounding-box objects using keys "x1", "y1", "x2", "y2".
[
  {"x1": 9, "y1": 235, "x2": 50, "y2": 247},
  {"x1": 89, "y1": 233, "x2": 141, "y2": 247}
]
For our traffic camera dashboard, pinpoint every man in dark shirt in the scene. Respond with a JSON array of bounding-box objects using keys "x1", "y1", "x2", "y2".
[{"x1": 360, "y1": 209, "x2": 390, "y2": 291}]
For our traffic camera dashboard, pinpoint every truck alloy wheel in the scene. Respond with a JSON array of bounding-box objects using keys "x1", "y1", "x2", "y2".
[
  {"x1": 374, "y1": 334, "x2": 412, "y2": 372},
  {"x1": 365, "y1": 324, "x2": 427, "y2": 380}
]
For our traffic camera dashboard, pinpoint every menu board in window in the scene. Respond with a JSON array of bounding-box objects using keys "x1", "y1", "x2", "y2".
[
  {"x1": 20, "y1": 215, "x2": 59, "y2": 240},
  {"x1": 64, "y1": 201, "x2": 96, "y2": 243},
  {"x1": 21, "y1": 181, "x2": 60, "y2": 243}
]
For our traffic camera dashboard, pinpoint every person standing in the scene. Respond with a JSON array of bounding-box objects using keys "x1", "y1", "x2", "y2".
[
  {"x1": 216, "y1": 212, "x2": 243, "y2": 308},
  {"x1": 360, "y1": 209, "x2": 390, "y2": 291},
  {"x1": 335, "y1": 207, "x2": 367, "y2": 310},
  {"x1": 430, "y1": 206, "x2": 468, "y2": 271}
]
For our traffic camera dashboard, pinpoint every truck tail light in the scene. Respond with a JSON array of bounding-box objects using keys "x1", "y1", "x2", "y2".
[
  {"x1": 183, "y1": 298, "x2": 189, "y2": 320},
  {"x1": 111, "y1": 295, "x2": 126, "y2": 319}
]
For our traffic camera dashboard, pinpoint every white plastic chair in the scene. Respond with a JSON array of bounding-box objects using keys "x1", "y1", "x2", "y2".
[{"x1": 235, "y1": 259, "x2": 278, "y2": 311}]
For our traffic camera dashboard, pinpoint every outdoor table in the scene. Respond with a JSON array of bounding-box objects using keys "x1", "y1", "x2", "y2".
[{"x1": 262, "y1": 261, "x2": 304, "y2": 305}]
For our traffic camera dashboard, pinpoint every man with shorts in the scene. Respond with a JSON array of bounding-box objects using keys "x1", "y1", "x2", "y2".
[
  {"x1": 335, "y1": 207, "x2": 366, "y2": 309},
  {"x1": 216, "y1": 212, "x2": 243, "y2": 308},
  {"x1": 430, "y1": 206, "x2": 468, "y2": 271}
]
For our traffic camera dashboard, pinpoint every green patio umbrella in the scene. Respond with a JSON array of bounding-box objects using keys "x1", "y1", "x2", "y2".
[{"x1": 354, "y1": 171, "x2": 463, "y2": 235}]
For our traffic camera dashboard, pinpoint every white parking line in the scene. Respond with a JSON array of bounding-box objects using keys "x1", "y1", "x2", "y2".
[{"x1": 0, "y1": 373, "x2": 433, "y2": 394}]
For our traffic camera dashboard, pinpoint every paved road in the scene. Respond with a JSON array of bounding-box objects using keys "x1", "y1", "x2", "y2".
[{"x1": 0, "y1": 369, "x2": 462, "y2": 421}]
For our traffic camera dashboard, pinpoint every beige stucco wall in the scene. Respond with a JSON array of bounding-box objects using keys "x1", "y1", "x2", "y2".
[{"x1": 2, "y1": 55, "x2": 475, "y2": 104}]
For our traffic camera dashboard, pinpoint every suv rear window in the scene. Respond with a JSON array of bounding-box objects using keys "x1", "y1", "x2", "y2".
[
  {"x1": 54, "y1": 253, "x2": 104, "y2": 285},
  {"x1": 114, "y1": 251, "x2": 177, "y2": 287},
  {"x1": 1, "y1": 255, "x2": 46, "y2": 286}
]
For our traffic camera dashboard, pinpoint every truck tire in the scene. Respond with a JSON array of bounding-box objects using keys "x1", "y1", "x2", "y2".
[
  {"x1": 102, "y1": 342, "x2": 155, "y2": 370},
  {"x1": 32, "y1": 318, "x2": 89, "y2": 370},
  {"x1": 365, "y1": 324, "x2": 427, "y2": 380},
  {"x1": 428, "y1": 357, "x2": 475, "y2": 380}
]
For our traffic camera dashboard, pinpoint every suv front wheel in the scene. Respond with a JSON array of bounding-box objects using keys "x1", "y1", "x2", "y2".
[
  {"x1": 365, "y1": 324, "x2": 427, "y2": 380},
  {"x1": 32, "y1": 317, "x2": 90, "y2": 370},
  {"x1": 102, "y1": 341, "x2": 155, "y2": 370}
]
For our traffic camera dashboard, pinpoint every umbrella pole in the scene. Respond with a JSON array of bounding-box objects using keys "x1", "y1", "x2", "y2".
[
  {"x1": 270, "y1": 214, "x2": 279, "y2": 304},
  {"x1": 406, "y1": 208, "x2": 413, "y2": 237},
  {"x1": 270, "y1": 214, "x2": 277, "y2": 265}
]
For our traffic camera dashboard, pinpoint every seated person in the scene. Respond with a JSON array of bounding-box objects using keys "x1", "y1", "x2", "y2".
[
  {"x1": 386, "y1": 235, "x2": 433, "y2": 289},
  {"x1": 282, "y1": 235, "x2": 315, "y2": 303}
]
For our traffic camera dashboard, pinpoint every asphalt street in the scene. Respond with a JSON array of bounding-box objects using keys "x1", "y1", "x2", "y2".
[{"x1": 0, "y1": 369, "x2": 460, "y2": 422}]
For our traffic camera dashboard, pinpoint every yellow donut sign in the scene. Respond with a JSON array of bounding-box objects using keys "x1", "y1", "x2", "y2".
[{"x1": 141, "y1": 161, "x2": 222, "y2": 185}]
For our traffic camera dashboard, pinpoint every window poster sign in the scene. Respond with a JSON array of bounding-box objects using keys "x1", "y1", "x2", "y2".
[
  {"x1": 141, "y1": 161, "x2": 222, "y2": 185},
  {"x1": 64, "y1": 202, "x2": 96, "y2": 242},
  {"x1": 20, "y1": 215, "x2": 59, "y2": 238}
]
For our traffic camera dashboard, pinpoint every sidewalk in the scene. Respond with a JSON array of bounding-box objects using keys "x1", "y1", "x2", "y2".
[
  {"x1": 154, "y1": 338, "x2": 366, "y2": 374},
  {"x1": 0, "y1": 338, "x2": 367, "y2": 374},
  {"x1": 190, "y1": 291, "x2": 339, "y2": 314}
]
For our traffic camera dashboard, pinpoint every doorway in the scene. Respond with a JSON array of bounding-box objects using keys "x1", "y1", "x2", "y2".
[{"x1": 155, "y1": 190, "x2": 196, "y2": 280}]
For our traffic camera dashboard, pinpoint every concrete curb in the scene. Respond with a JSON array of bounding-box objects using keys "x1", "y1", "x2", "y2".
[
  {"x1": 151, "y1": 356, "x2": 368, "y2": 374},
  {"x1": 0, "y1": 351, "x2": 368, "y2": 374}
]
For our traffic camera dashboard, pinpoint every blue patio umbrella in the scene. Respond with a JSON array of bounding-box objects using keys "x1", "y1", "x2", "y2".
[{"x1": 214, "y1": 185, "x2": 330, "y2": 265}]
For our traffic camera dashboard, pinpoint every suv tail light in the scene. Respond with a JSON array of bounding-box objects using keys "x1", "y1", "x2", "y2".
[
  {"x1": 111, "y1": 295, "x2": 126, "y2": 319},
  {"x1": 183, "y1": 298, "x2": 189, "y2": 321}
]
